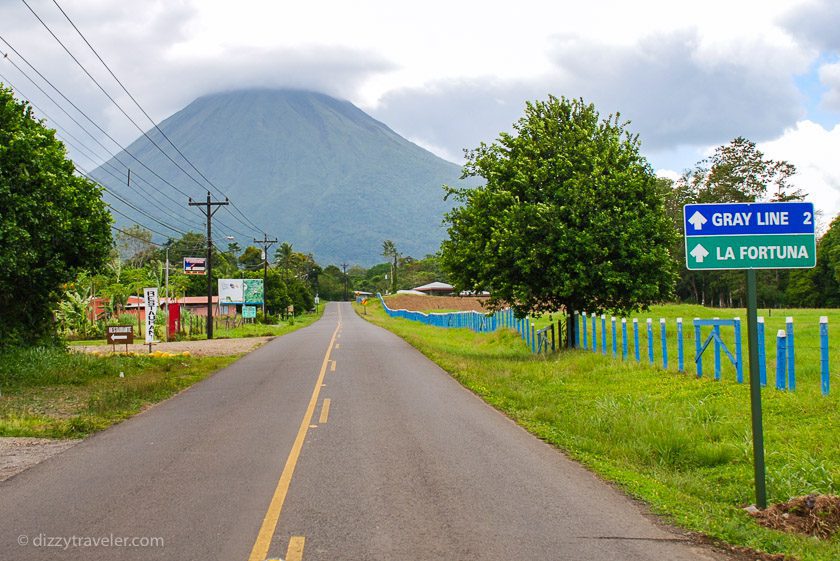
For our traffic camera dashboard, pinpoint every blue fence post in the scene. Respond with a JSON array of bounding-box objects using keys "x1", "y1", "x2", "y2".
[
  {"x1": 713, "y1": 318, "x2": 722, "y2": 381},
  {"x1": 621, "y1": 318, "x2": 628, "y2": 361},
  {"x1": 582, "y1": 312, "x2": 588, "y2": 350},
  {"x1": 660, "y1": 318, "x2": 668, "y2": 370},
  {"x1": 734, "y1": 317, "x2": 743, "y2": 384},
  {"x1": 821, "y1": 316, "x2": 830, "y2": 396},
  {"x1": 580, "y1": 312, "x2": 589, "y2": 351},
  {"x1": 591, "y1": 313, "x2": 597, "y2": 353},
  {"x1": 601, "y1": 314, "x2": 607, "y2": 355},
  {"x1": 786, "y1": 317, "x2": 796, "y2": 391},
  {"x1": 575, "y1": 312, "x2": 581, "y2": 348},
  {"x1": 647, "y1": 318, "x2": 654, "y2": 365},
  {"x1": 757, "y1": 317, "x2": 767, "y2": 386},
  {"x1": 611, "y1": 317, "x2": 617, "y2": 358},
  {"x1": 775, "y1": 330, "x2": 787, "y2": 390},
  {"x1": 694, "y1": 318, "x2": 702, "y2": 378},
  {"x1": 633, "y1": 319, "x2": 640, "y2": 362},
  {"x1": 531, "y1": 323, "x2": 536, "y2": 354},
  {"x1": 676, "y1": 318, "x2": 684, "y2": 373},
  {"x1": 526, "y1": 319, "x2": 531, "y2": 347}
]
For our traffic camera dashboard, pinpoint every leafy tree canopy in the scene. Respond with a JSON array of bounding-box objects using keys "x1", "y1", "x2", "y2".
[
  {"x1": 440, "y1": 95, "x2": 677, "y2": 326},
  {"x1": 0, "y1": 86, "x2": 112, "y2": 346}
]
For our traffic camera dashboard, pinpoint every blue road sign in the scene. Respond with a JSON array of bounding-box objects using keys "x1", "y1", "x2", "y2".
[
  {"x1": 683, "y1": 202, "x2": 816, "y2": 271},
  {"x1": 683, "y1": 202, "x2": 815, "y2": 236}
]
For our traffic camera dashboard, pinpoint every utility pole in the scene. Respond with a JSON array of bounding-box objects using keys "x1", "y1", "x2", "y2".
[
  {"x1": 341, "y1": 262, "x2": 349, "y2": 301},
  {"x1": 253, "y1": 234, "x2": 277, "y2": 318},
  {"x1": 189, "y1": 191, "x2": 228, "y2": 339}
]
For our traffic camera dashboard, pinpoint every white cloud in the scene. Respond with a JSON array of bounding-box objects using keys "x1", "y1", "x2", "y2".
[
  {"x1": 819, "y1": 62, "x2": 840, "y2": 110},
  {"x1": 760, "y1": 120, "x2": 840, "y2": 222}
]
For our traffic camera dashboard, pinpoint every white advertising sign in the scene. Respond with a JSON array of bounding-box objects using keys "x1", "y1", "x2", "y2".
[{"x1": 218, "y1": 279, "x2": 244, "y2": 304}]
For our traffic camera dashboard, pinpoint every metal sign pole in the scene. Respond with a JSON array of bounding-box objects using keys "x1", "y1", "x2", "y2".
[{"x1": 746, "y1": 269, "x2": 767, "y2": 508}]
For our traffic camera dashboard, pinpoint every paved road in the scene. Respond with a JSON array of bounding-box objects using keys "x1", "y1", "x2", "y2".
[{"x1": 1, "y1": 302, "x2": 730, "y2": 560}]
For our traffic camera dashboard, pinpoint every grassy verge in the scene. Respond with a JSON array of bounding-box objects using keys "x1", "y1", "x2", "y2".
[
  {"x1": 0, "y1": 347, "x2": 239, "y2": 438},
  {"x1": 359, "y1": 300, "x2": 840, "y2": 561},
  {"x1": 1, "y1": 307, "x2": 325, "y2": 438}
]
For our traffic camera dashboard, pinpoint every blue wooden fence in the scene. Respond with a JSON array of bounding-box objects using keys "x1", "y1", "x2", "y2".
[
  {"x1": 572, "y1": 312, "x2": 833, "y2": 396},
  {"x1": 374, "y1": 294, "x2": 834, "y2": 395}
]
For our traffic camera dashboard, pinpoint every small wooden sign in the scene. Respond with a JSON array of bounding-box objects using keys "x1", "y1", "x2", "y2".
[{"x1": 106, "y1": 325, "x2": 134, "y2": 345}]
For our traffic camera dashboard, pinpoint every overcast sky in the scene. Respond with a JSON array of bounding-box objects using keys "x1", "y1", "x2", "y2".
[{"x1": 2, "y1": 0, "x2": 839, "y2": 223}]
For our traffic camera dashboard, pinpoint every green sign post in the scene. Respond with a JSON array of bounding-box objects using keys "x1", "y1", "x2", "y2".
[{"x1": 684, "y1": 202, "x2": 816, "y2": 509}]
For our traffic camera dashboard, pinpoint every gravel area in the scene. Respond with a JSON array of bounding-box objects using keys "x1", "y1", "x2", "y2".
[
  {"x1": 0, "y1": 438, "x2": 81, "y2": 482},
  {"x1": 72, "y1": 336, "x2": 275, "y2": 357}
]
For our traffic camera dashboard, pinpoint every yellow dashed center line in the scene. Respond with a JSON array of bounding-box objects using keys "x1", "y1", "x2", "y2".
[
  {"x1": 335, "y1": 343, "x2": 340, "y2": 350},
  {"x1": 285, "y1": 536, "x2": 305, "y2": 561},
  {"x1": 319, "y1": 398, "x2": 331, "y2": 424},
  {"x1": 330, "y1": 360, "x2": 336, "y2": 372},
  {"x1": 246, "y1": 322, "x2": 340, "y2": 561}
]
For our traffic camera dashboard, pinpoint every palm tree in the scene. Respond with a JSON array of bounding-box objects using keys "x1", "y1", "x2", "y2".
[
  {"x1": 382, "y1": 240, "x2": 399, "y2": 293},
  {"x1": 276, "y1": 242, "x2": 294, "y2": 273}
]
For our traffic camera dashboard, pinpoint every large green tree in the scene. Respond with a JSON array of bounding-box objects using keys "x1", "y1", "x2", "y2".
[
  {"x1": 0, "y1": 86, "x2": 112, "y2": 346},
  {"x1": 441, "y1": 96, "x2": 676, "y2": 345}
]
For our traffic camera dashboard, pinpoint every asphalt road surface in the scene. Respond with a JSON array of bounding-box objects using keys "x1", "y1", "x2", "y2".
[{"x1": 0, "y1": 302, "x2": 732, "y2": 561}]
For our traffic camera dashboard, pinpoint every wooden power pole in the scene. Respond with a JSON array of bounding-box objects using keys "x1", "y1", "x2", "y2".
[
  {"x1": 188, "y1": 191, "x2": 228, "y2": 339},
  {"x1": 253, "y1": 234, "x2": 277, "y2": 318}
]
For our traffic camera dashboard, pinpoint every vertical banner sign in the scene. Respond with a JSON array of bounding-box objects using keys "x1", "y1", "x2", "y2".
[{"x1": 143, "y1": 288, "x2": 158, "y2": 344}]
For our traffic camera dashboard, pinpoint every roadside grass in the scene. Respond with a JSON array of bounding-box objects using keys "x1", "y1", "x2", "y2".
[
  {"x1": 0, "y1": 347, "x2": 238, "y2": 438},
  {"x1": 360, "y1": 300, "x2": 840, "y2": 561},
  {"x1": 0, "y1": 307, "x2": 324, "y2": 438}
]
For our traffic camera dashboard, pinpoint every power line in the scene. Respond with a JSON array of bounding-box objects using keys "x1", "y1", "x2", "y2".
[
  {"x1": 1, "y1": 80, "x2": 208, "y2": 233},
  {"x1": 0, "y1": 45, "x2": 250, "y2": 239},
  {"x1": 29, "y1": 0, "x2": 269, "y2": 236}
]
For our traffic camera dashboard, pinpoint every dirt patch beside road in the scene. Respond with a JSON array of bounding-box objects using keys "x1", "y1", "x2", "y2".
[
  {"x1": 0, "y1": 438, "x2": 81, "y2": 482},
  {"x1": 384, "y1": 294, "x2": 489, "y2": 313},
  {"x1": 73, "y1": 336, "x2": 274, "y2": 357}
]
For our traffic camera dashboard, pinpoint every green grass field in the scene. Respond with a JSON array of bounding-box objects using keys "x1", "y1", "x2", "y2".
[{"x1": 364, "y1": 299, "x2": 840, "y2": 561}]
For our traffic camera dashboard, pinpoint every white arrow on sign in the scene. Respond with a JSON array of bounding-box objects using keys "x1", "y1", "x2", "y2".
[
  {"x1": 688, "y1": 211, "x2": 707, "y2": 231},
  {"x1": 690, "y1": 244, "x2": 710, "y2": 263}
]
